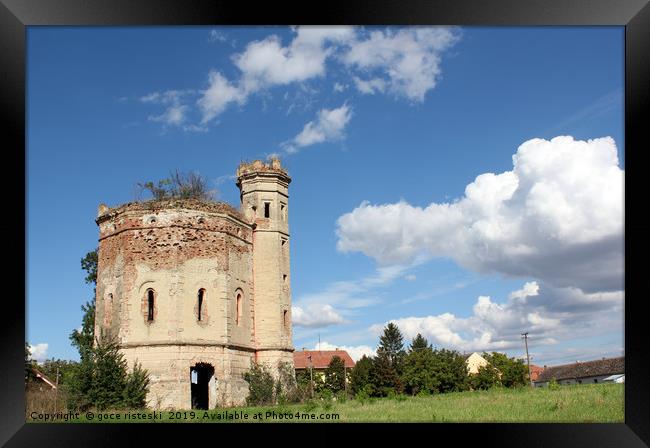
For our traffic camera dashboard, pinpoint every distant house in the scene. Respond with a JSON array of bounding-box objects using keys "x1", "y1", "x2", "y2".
[
  {"x1": 465, "y1": 352, "x2": 489, "y2": 374},
  {"x1": 294, "y1": 349, "x2": 355, "y2": 380},
  {"x1": 29, "y1": 367, "x2": 57, "y2": 390},
  {"x1": 533, "y1": 356, "x2": 624, "y2": 387},
  {"x1": 529, "y1": 364, "x2": 544, "y2": 382}
]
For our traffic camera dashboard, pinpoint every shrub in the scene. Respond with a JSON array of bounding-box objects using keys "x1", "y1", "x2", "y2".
[{"x1": 243, "y1": 362, "x2": 275, "y2": 406}]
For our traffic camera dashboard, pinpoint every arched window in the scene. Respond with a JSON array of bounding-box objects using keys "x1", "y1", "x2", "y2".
[
  {"x1": 236, "y1": 293, "x2": 242, "y2": 326},
  {"x1": 197, "y1": 289, "x2": 205, "y2": 321},
  {"x1": 147, "y1": 289, "x2": 155, "y2": 322}
]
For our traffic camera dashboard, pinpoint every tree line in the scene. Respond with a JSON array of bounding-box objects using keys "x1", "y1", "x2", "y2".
[{"x1": 349, "y1": 323, "x2": 529, "y2": 397}]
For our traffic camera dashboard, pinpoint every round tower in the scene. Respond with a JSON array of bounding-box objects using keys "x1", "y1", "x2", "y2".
[
  {"x1": 94, "y1": 198, "x2": 258, "y2": 409},
  {"x1": 236, "y1": 158, "x2": 294, "y2": 369}
]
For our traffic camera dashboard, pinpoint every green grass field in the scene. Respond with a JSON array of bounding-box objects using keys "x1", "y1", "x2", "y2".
[{"x1": 33, "y1": 383, "x2": 623, "y2": 423}]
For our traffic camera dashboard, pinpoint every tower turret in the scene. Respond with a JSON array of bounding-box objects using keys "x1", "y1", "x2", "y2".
[{"x1": 237, "y1": 158, "x2": 294, "y2": 367}]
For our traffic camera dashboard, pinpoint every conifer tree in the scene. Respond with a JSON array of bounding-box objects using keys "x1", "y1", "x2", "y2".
[
  {"x1": 324, "y1": 356, "x2": 346, "y2": 393},
  {"x1": 349, "y1": 355, "x2": 373, "y2": 395},
  {"x1": 409, "y1": 333, "x2": 430, "y2": 352},
  {"x1": 376, "y1": 323, "x2": 406, "y2": 374}
]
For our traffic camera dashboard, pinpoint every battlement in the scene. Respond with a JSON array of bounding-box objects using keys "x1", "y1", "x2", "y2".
[{"x1": 236, "y1": 158, "x2": 290, "y2": 181}]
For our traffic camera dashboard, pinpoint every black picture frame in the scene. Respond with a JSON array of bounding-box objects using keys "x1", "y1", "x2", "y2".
[{"x1": 2, "y1": 0, "x2": 648, "y2": 445}]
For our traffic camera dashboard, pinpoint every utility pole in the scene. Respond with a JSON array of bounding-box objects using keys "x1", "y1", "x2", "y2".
[
  {"x1": 522, "y1": 332, "x2": 533, "y2": 387},
  {"x1": 54, "y1": 366, "x2": 60, "y2": 412},
  {"x1": 308, "y1": 354, "x2": 314, "y2": 398}
]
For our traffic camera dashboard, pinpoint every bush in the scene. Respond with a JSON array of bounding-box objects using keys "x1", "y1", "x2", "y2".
[
  {"x1": 137, "y1": 170, "x2": 215, "y2": 201},
  {"x1": 549, "y1": 378, "x2": 560, "y2": 391},
  {"x1": 243, "y1": 362, "x2": 275, "y2": 406}
]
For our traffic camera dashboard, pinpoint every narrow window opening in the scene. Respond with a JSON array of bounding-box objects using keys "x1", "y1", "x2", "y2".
[
  {"x1": 280, "y1": 203, "x2": 286, "y2": 221},
  {"x1": 198, "y1": 289, "x2": 205, "y2": 321},
  {"x1": 281, "y1": 238, "x2": 287, "y2": 246},
  {"x1": 283, "y1": 274, "x2": 287, "y2": 284},
  {"x1": 283, "y1": 310, "x2": 288, "y2": 332},
  {"x1": 236, "y1": 293, "x2": 242, "y2": 326},
  {"x1": 264, "y1": 202, "x2": 270, "y2": 218},
  {"x1": 147, "y1": 289, "x2": 155, "y2": 322}
]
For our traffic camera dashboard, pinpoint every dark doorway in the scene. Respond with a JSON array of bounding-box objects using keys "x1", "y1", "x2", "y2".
[{"x1": 190, "y1": 363, "x2": 214, "y2": 410}]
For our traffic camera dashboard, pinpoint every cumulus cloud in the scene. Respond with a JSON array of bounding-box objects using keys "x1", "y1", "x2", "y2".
[
  {"x1": 370, "y1": 281, "x2": 622, "y2": 354},
  {"x1": 28, "y1": 343, "x2": 49, "y2": 363},
  {"x1": 283, "y1": 103, "x2": 352, "y2": 153},
  {"x1": 234, "y1": 26, "x2": 355, "y2": 92},
  {"x1": 146, "y1": 26, "x2": 461, "y2": 130},
  {"x1": 343, "y1": 27, "x2": 460, "y2": 101},
  {"x1": 197, "y1": 26, "x2": 355, "y2": 124},
  {"x1": 293, "y1": 304, "x2": 346, "y2": 328},
  {"x1": 197, "y1": 71, "x2": 247, "y2": 124},
  {"x1": 313, "y1": 341, "x2": 376, "y2": 361},
  {"x1": 337, "y1": 136, "x2": 624, "y2": 293}
]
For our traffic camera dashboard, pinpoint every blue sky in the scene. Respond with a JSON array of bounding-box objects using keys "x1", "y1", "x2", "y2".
[{"x1": 27, "y1": 26, "x2": 624, "y2": 366}]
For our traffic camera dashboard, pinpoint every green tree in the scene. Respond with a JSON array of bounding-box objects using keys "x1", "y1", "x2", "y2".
[
  {"x1": 324, "y1": 356, "x2": 346, "y2": 393},
  {"x1": 369, "y1": 351, "x2": 401, "y2": 397},
  {"x1": 39, "y1": 359, "x2": 77, "y2": 387},
  {"x1": 401, "y1": 345, "x2": 437, "y2": 395},
  {"x1": 409, "y1": 333, "x2": 430, "y2": 352},
  {"x1": 349, "y1": 355, "x2": 373, "y2": 395},
  {"x1": 469, "y1": 363, "x2": 501, "y2": 390},
  {"x1": 67, "y1": 249, "x2": 150, "y2": 411},
  {"x1": 70, "y1": 249, "x2": 98, "y2": 359},
  {"x1": 482, "y1": 352, "x2": 528, "y2": 388},
  {"x1": 122, "y1": 361, "x2": 150, "y2": 409},
  {"x1": 428, "y1": 349, "x2": 469, "y2": 393},
  {"x1": 377, "y1": 323, "x2": 406, "y2": 374},
  {"x1": 243, "y1": 362, "x2": 275, "y2": 406}
]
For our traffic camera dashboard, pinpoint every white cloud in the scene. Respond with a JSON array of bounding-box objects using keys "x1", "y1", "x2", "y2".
[
  {"x1": 208, "y1": 30, "x2": 227, "y2": 43},
  {"x1": 509, "y1": 281, "x2": 540, "y2": 300},
  {"x1": 148, "y1": 104, "x2": 188, "y2": 126},
  {"x1": 352, "y1": 76, "x2": 386, "y2": 95},
  {"x1": 313, "y1": 341, "x2": 376, "y2": 361},
  {"x1": 147, "y1": 26, "x2": 461, "y2": 128},
  {"x1": 197, "y1": 70, "x2": 247, "y2": 124},
  {"x1": 29, "y1": 343, "x2": 49, "y2": 363},
  {"x1": 404, "y1": 274, "x2": 417, "y2": 281},
  {"x1": 343, "y1": 27, "x2": 460, "y2": 101},
  {"x1": 337, "y1": 136, "x2": 624, "y2": 293},
  {"x1": 370, "y1": 281, "x2": 622, "y2": 354},
  {"x1": 293, "y1": 304, "x2": 346, "y2": 328},
  {"x1": 292, "y1": 263, "x2": 417, "y2": 331},
  {"x1": 234, "y1": 26, "x2": 355, "y2": 92},
  {"x1": 283, "y1": 103, "x2": 352, "y2": 153}
]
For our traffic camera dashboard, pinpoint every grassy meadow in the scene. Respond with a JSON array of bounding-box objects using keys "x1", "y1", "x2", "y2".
[{"x1": 32, "y1": 383, "x2": 624, "y2": 423}]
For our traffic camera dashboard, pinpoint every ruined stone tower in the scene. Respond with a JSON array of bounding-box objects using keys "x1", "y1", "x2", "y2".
[{"x1": 94, "y1": 159, "x2": 293, "y2": 409}]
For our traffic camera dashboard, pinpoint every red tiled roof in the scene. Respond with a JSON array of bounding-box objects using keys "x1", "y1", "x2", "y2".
[
  {"x1": 294, "y1": 350, "x2": 355, "y2": 369},
  {"x1": 536, "y1": 356, "x2": 624, "y2": 382},
  {"x1": 529, "y1": 364, "x2": 544, "y2": 381}
]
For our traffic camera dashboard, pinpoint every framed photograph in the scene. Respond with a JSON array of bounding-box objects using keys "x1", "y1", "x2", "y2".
[{"x1": 4, "y1": 0, "x2": 648, "y2": 445}]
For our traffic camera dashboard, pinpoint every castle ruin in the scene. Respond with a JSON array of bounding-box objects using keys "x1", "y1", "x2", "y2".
[{"x1": 93, "y1": 159, "x2": 293, "y2": 409}]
